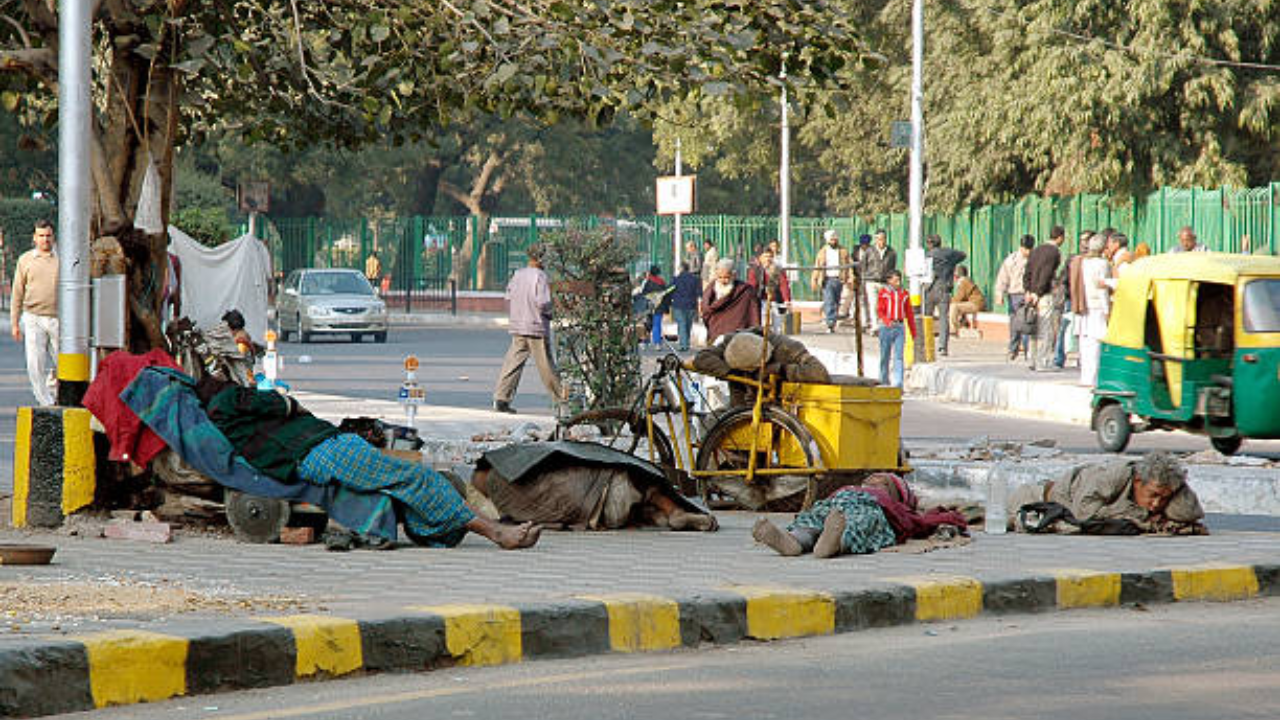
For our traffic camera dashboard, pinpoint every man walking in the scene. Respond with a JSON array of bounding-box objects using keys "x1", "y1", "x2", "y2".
[
  {"x1": 700, "y1": 240, "x2": 719, "y2": 289},
  {"x1": 994, "y1": 235, "x2": 1034, "y2": 360},
  {"x1": 860, "y1": 230, "x2": 896, "y2": 333},
  {"x1": 669, "y1": 262, "x2": 701, "y2": 351},
  {"x1": 493, "y1": 244, "x2": 565, "y2": 414},
  {"x1": 876, "y1": 270, "x2": 915, "y2": 388},
  {"x1": 923, "y1": 234, "x2": 966, "y2": 356},
  {"x1": 811, "y1": 229, "x2": 851, "y2": 334},
  {"x1": 1023, "y1": 226, "x2": 1065, "y2": 371},
  {"x1": 10, "y1": 220, "x2": 58, "y2": 406}
]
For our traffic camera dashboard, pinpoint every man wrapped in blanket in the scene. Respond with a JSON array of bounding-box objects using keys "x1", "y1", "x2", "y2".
[{"x1": 195, "y1": 376, "x2": 540, "y2": 550}]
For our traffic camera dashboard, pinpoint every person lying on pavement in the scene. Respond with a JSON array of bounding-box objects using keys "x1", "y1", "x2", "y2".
[
  {"x1": 1005, "y1": 451, "x2": 1205, "y2": 535},
  {"x1": 753, "y1": 473, "x2": 969, "y2": 558},
  {"x1": 195, "y1": 375, "x2": 541, "y2": 550},
  {"x1": 468, "y1": 440, "x2": 717, "y2": 532}
]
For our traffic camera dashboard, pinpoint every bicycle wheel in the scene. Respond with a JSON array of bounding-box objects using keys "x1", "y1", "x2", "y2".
[
  {"x1": 695, "y1": 405, "x2": 822, "y2": 512},
  {"x1": 557, "y1": 407, "x2": 678, "y2": 471}
]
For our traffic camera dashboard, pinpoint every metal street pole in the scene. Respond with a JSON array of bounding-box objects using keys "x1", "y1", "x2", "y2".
[
  {"x1": 779, "y1": 62, "x2": 791, "y2": 266},
  {"x1": 56, "y1": 0, "x2": 93, "y2": 406},
  {"x1": 673, "y1": 138, "x2": 683, "y2": 270},
  {"x1": 908, "y1": 0, "x2": 927, "y2": 362}
]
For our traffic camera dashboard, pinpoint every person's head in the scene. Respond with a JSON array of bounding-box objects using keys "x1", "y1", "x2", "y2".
[
  {"x1": 758, "y1": 248, "x2": 775, "y2": 267},
  {"x1": 874, "y1": 230, "x2": 887, "y2": 248},
  {"x1": 859, "y1": 234, "x2": 872, "y2": 247},
  {"x1": 954, "y1": 265, "x2": 969, "y2": 281},
  {"x1": 221, "y1": 309, "x2": 246, "y2": 331},
  {"x1": 1019, "y1": 234, "x2": 1035, "y2": 256},
  {"x1": 526, "y1": 243, "x2": 545, "y2": 268},
  {"x1": 1087, "y1": 233, "x2": 1106, "y2": 256},
  {"x1": 926, "y1": 234, "x2": 942, "y2": 250},
  {"x1": 32, "y1": 220, "x2": 54, "y2": 253},
  {"x1": 767, "y1": 239, "x2": 781, "y2": 254},
  {"x1": 703, "y1": 239, "x2": 714, "y2": 251},
  {"x1": 864, "y1": 472, "x2": 918, "y2": 509},
  {"x1": 679, "y1": 261, "x2": 690, "y2": 274},
  {"x1": 648, "y1": 264, "x2": 662, "y2": 278},
  {"x1": 887, "y1": 269, "x2": 902, "y2": 288},
  {"x1": 1133, "y1": 241, "x2": 1152, "y2": 260},
  {"x1": 685, "y1": 240, "x2": 697, "y2": 252},
  {"x1": 1130, "y1": 452, "x2": 1186, "y2": 514},
  {"x1": 824, "y1": 229, "x2": 838, "y2": 247},
  {"x1": 715, "y1": 258, "x2": 735, "y2": 282},
  {"x1": 1050, "y1": 225, "x2": 1065, "y2": 246},
  {"x1": 1178, "y1": 226, "x2": 1197, "y2": 251}
]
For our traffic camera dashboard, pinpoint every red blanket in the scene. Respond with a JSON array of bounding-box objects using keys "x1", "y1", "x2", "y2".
[{"x1": 83, "y1": 349, "x2": 183, "y2": 465}]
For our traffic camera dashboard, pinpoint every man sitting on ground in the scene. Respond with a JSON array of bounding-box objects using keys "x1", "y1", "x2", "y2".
[{"x1": 1006, "y1": 451, "x2": 1205, "y2": 534}]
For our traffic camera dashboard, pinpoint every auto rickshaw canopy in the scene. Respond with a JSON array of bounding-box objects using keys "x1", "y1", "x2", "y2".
[{"x1": 1105, "y1": 253, "x2": 1280, "y2": 351}]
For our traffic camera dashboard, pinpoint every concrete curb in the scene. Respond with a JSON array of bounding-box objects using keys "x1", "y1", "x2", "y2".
[
  {"x1": 3, "y1": 563, "x2": 1277, "y2": 717},
  {"x1": 906, "y1": 362, "x2": 1094, "y2": 425}
]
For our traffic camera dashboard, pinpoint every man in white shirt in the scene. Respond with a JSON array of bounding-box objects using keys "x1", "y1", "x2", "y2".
[{"x1": 810, "y1": 230, "x2": 850, "y2": 333}]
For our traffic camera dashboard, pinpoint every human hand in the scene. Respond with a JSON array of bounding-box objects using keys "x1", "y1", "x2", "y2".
[{"x1": 10, "y1": 324, "x2": 20, "y2": 342}]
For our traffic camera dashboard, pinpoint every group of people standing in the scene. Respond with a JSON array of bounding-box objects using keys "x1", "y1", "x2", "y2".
[{"x1": 994, "y1": 224, "x2": 1189, "y2": 387}]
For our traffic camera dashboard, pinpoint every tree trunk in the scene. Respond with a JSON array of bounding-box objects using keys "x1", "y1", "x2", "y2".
[
  {"x1": 93, "y1": 42, "x2": 182, "y2": 352},
  {"x1": 440, "y1": 149, "x2": 506, "y2": 290}
]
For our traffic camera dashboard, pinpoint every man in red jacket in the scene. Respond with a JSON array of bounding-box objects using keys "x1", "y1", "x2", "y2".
[{"x1": 876, "y1": 270, "x2": 916, "y2": 387}]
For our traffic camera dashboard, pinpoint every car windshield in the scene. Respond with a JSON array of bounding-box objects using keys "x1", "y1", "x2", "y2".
[
  {"x1": 1242, "y1": 279, "x2": 1280, "y2": 333},
  {"x1": 301, "y1": 271, "x2": 374, "y2": 296}
]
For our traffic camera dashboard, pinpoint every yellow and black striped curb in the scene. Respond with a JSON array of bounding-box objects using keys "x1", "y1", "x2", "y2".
[
  {"x1": 11, "y1": 407, "x2": 96, "y2": 529},
  {"x1": 2, "y1": 563, "x2": 1277, "y2": 717}
]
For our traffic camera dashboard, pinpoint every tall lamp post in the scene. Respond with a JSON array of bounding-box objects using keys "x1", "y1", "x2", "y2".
[
  {"x1": 56, "y1": 0, "x2": 92, "y2": 405},
  {"x1": 907, "y1": 0, "x2": 927, "y2": 362},
  {"x1": 779, "y1": 61, "x2": 791, "y2": 266}
]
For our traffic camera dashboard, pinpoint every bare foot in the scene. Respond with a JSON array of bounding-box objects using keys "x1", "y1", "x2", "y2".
[
  {"x1": 668, "y1": 510, "x2": 718, "y2": 532},
  {"x1": 813, "y1": 511, "x2": 846, "y2": 559},
  {"x1": 494, "y1": 521, "x2": 542, "y2": 550},
  {"x1": 752, "y1": 517, "x2": 802, "y2": 556}
]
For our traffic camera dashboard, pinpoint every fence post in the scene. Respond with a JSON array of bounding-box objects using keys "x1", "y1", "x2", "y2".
[{"x1": 450, "y1": 278, "x2": 457, "y2": 316}]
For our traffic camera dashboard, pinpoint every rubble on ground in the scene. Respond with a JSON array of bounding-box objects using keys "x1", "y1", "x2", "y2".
[{"x1": 910, "y1": 436, "x2": 1064, "y2": 462}]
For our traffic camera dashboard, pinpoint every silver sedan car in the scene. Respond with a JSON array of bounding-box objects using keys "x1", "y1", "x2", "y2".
[{"x1": 277, "y1": 268, "x2": 389, "y2": 343}]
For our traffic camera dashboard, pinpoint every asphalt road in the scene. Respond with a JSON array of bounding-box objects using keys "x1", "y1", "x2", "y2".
[{"x1": 74, "y1": 597, "x2": 1280, "y2": 720}]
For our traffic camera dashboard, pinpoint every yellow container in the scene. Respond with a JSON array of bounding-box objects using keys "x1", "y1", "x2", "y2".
[
  {"x1": 905, "y1": 316, "x2": 936, "y2": 366},
  {"x1": 779, "y1": 381, "x2": 904, "y2": 470}
]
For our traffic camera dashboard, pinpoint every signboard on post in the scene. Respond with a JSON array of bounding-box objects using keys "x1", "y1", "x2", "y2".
[
  {"x1": 890, "y1": 121, "x2": 912, "y2": 149},
  {"x1": 655, "y1": 176, "x2": 695, "y2": 216},
  {"x1": 237, "y1": 181, "x2": 270, "y2": 214}
]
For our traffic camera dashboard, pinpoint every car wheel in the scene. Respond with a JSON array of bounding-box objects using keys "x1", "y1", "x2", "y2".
[
  {"x1": 1095, "y1": 403, "x2": 1131, "y2": 453},
  {"x1": 299, "y1": 315, "x2": 312, "y2": 344},
  {"x1": 374, "y1": 331, "x2": 387, "y2": 343}
]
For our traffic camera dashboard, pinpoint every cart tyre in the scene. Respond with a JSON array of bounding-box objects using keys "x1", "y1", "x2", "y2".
[
  {"x1": 1210, "y1": 434, "x2": 1243, "y2": 456},
  {"x1": 556, "y1": 407, "x2": 678, "y2": 472},
  {"x1": 1095, "y1": 403, "x2": 1131, "y2": 453},
  {"x1": 695, "y1": 405, "x2": 822, "y2": 512},
  {"x1": 225, "y1": 490, "x2": 290, "y2": 544}
]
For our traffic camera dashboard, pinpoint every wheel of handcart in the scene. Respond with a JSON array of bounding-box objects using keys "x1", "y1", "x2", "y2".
[
  {"x1": 225, "y1": 490, "x2": 290, "y2": 544},
  {"x1": 556, "y1": 407, "x2": 686, "y2": 494},
  {"x1": 695, "y1": 405, "x2": 823, "y2": 512}
]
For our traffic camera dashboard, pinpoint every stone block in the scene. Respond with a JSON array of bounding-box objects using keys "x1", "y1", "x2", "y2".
[{"x1": 103, "y1": 520, "x2": 172, "y2": 543}]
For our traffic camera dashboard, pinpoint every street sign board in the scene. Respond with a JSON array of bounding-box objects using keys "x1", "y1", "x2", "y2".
[
  {"x1": 890, "y1": 121, "x2": 912, "y2": 149},
  {"x1": 399, "y1": 383, "x2": 426, "y2": 405},
  {"x1": 237, "y1": 181, "x2": 270, "y2": 214},
  {"x1": 656, "y1": 175, "x2": 695, "y2": 215}
]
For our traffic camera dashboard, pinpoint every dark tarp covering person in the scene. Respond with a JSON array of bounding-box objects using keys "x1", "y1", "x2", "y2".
[{"x1": 472, "y1": 441, "x2": 716, "y2": 531}]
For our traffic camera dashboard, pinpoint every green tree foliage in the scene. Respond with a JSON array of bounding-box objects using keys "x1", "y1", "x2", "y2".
[{"x1": 654, "y1": 0, "x2": 1280, "y2": 216}]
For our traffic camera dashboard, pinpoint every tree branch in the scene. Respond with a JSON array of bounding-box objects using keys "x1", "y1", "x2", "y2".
[
  {"x1": 18, "y1": 0, "x2": 55, "y2": 34},
  {"x1": 1, "y1": 13, "x2": 33, "y2": 48},
  {"x1": 437, "y1": 180, "x2": 475, "y2": 211},
  {"x1": 470, "y1": 148, "x2": 506, "y2": 203}
]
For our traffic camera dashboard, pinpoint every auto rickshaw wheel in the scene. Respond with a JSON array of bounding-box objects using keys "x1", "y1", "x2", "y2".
[
  {"x1": 1095, "y1": 403, "x2": 1132, "y2": 453},
  {"x1": 1210, "y1": 434, "x2": 1243, "y2": 456}
]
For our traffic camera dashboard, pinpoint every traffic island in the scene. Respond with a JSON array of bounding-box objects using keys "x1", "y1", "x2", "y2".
[{"x1": 2, "y1": 563, "x2": 1277, "y2": 717}]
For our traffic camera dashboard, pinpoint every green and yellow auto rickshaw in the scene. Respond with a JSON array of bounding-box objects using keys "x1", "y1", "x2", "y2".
[{"x1": 1092, "y1": 253, "x2": 1280, "y2": 455}]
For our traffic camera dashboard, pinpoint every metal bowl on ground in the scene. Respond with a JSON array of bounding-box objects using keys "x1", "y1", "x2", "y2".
[{"x1": 0, "y1": 544, "x2": 57, "y2": 565}]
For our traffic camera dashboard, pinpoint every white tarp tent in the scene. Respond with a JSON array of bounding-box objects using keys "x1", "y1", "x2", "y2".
[{"x1": 168, "y1": 226, "x2": 272, "y2": 341}]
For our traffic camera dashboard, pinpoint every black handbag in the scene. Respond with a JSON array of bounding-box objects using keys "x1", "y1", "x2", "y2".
[{"x1": 1011, "y1": 302, "x2": 1038, "y2": 334}]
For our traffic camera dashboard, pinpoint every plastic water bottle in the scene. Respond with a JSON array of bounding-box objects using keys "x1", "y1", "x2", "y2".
[{"x1": 985, "y1": 462, "x2": 1009, "y2": 535}]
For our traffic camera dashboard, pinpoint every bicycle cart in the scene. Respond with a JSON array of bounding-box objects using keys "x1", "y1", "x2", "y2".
[{"x1": 557, "y1": 288, "x2": 907, "y2": 511}]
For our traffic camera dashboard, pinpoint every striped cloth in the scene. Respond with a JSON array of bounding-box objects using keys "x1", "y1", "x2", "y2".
[
  {"x1": 298, "y1": 433, "x2": 475, "y2": 547},
  {"x1": 787, "y1": 489, "x2": 896, "y2": 555}
]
